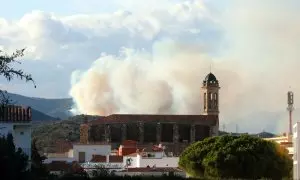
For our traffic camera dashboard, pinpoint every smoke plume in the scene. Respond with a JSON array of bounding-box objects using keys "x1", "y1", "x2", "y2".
[{"x1": 70, "y1": 1, "x2": 300, "y2": 133}]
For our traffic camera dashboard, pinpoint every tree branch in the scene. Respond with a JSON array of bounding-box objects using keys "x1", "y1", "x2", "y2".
[{"x1": 0, "y1": 48, "x2": 36, "y2": 108}]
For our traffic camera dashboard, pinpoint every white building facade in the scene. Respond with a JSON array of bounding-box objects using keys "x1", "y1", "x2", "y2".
[
  {"x1": 293, "y1": 122, "x2": 300, "y2": 180},
  {"x1": 73, "y1": 144, "x2": 111, "y2": 163},
  {"x1": 0, "y1": 106, "x2": 32, "y2": 159},
  {"x1": 124, "y1": 151, "x2": 179, "y2": 168}
]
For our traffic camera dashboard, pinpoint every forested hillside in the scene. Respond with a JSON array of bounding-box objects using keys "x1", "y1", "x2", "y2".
[
  {"x1": 32, "y1": 115, "x2": 101, "y2": 152},
  {"x1": 8, "y1": 92, "x2": 73, "y2": 120}
]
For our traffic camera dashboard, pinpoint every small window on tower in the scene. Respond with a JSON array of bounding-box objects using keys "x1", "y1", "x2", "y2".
[
  {"x1": 208, "y1": 93, "x2": 212, "y2": 109},
  {"x1": 214, "y1": 93, "x2": 218, "y2": 108},
  {"x1": 204, "y1": 93, "x2": 207, "y2": 109}
]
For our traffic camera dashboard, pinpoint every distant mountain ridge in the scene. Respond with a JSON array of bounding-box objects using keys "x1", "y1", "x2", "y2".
[{"x1": 7, "y1": 92, "x2": 73, "y2": 120}]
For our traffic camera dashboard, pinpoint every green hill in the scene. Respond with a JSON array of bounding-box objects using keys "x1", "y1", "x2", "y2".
[
  {"x1": 31, "y1": 108, "x2": 61, "y2": 122},
  {"x1": 32, "y1": 115, "x2": 101, "y2": 152},
  {"x1": 7, "y1": 92, "x2": 73, "y2": 120}
]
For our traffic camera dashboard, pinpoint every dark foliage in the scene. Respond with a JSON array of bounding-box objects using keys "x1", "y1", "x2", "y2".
[
  {"x1": 58, "y1": 172, "x2": 89, "y2": 180},
  {"x1": 0, "y1": 49, "x2": 36, "y2": 106},
  {"x1": 179, "y1": 135, "x2": 292, "y2": 179},
  {"x1": 0, "y1": 133, "x2": 30, "y2": 179},
  {"x1": 32, "y1": 115, "x2": 101, "y2": 153},
  {"x1": 58, "y1": 174, "x2": 189, "y2": 180},
  {"x1": 32, "y1": 118, "x2": 84, "y2": 153},
  {"x1": 31, "y1": 138, "x2": 50, "y2": 180}
]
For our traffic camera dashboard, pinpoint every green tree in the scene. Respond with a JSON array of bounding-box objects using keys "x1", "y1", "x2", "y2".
[
  {"x1": 0, "y1": 133, "x2": 30, "y2": 179},
  {"x1": 0, "y1": 49, "x2": 35, "y2": 106},
  {"x1": 90, "y1": 164, "x2": 113, "y2": 179},
  {"x1": 179, "y1": 135, "x2": 292, "y2": 179},
  {"x1": 31, "y1": 138, "x2": 50, "y2": 180},
  {"x1": 0, "y1": 49, "x2": 36, "y2": 179}
]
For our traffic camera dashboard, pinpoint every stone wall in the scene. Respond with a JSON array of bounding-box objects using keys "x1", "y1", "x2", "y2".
[
  {"x1": 89, "y1": 123, "x2": 212, "y2": 145},
  {"x1": 79, "y1": 124, "x2": 89, "y2": 144}
]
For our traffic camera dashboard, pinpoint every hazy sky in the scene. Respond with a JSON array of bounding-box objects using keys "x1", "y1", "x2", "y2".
[{"x1": 0, "y1": 0, "x2": 299, "y2": 133}]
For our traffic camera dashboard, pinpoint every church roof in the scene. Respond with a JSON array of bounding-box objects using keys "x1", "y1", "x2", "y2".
[
  {"x1": 89, "y1": 114, "x2": 218, "y2": 125},
  {"x1": 203, "y1": 73, "x2": 219, "y2": 86},
  {"x1": 205, "y1": 73, "x2": 217, "y2": 82}
]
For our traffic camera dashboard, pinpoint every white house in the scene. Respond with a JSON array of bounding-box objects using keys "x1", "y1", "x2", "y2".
[
  {"x1": 124, "y1": 151, "x2": 179, "y2": 169},
  {"x1": 293, "y1": 122, "x2": 300, "y2": 180},
  {"x1": 0, "y1": 105, "x2": 32, "y2": 159},
  {"x1": 264, "y1": 135, "x2": 294, "y2": 157},
  {"x1": 44, "y1": 149, "x2": 75, "y2": 164},
  {"x1": 73, "y1": 143, "x2": 111, "y2": 163}
]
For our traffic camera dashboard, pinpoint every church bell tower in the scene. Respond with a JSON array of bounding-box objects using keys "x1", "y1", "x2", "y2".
[{"x1": 202, "y1": 72, "x2": 220, "y2": 116}]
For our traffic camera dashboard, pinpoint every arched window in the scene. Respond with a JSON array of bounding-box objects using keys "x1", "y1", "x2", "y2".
[
  {"x1": 208, "y1": 92, "x2": 212, "y2": 109},
  {"x1": 204, "y1": 93, "x2": 207, "y2": 110},
  {"x1": 214, "y1": 93, "x2": 218, "y2": 109}
]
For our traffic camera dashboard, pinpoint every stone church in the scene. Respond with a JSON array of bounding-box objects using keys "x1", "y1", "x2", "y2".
[{"x1": 81, "y1": 72, "x2": 220, "y2": 155}]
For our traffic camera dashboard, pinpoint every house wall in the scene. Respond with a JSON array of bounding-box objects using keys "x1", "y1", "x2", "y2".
[
  {"x1": 81, "y1": 162, "x2": 124, "y2": 169},
  {"x1": 13, "y1": 124, "x2": 31, "y2": 157},
  {"x1": 123, "y1": 156, "x2": 138, "y2": 168},
  {"x1": 73, "y1": 144, "x2": 111, "y2": 162},
  {"x1": 293, "y1": 122, "x2": 300, "y2": 180},
  {"x1": 68, "y1": 149, "x2": 74, "y2": 157},
  {"x1": 0, "y1": 123, "x2": 31, "y2": 158},
  {"x1": 141, "y1": 151, "x2": 163, "y2": 158},
  {"x1": 265, "y1": 135, "x2": 294, "y2": 156},
  {"x1": 138, "y1": 155, "x2": 179, "y2": 168},
  {"x1": 123, "y1": 154, "x2": 179, "y2": 168},
  {"x1": 0, "y1": 123, "x2": 13, "y2": 136},
  {"x1": 44, "y1": 157, "x2": 75, "y2": 164},
  {"x1": 114, "y1": 171, "x2": 186, "y2": 177}
]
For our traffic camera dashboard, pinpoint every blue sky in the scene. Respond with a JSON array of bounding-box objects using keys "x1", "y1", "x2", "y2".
[
  {"x1": 0, "y1": 0, "x2": 119, "y2": 19},
  {"x1": 0, "y1": 0, "x2": 227, "y2": 19},
  {"x1": 0, "y1": 0, "x2": 300, "y2": 133}
]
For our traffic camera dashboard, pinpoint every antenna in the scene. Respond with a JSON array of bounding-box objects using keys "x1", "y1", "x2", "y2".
[{"x1": 287, "y1": 91, "x2": 294, "y2": 135}]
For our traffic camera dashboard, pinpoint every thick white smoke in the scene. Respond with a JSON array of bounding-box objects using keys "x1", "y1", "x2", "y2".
[
  {"x1": 70, "y1": 39, "x2": 250, "y2": 122},
  {"x1": 70, "y1": 1, "x2": 300, "y2": 133}
]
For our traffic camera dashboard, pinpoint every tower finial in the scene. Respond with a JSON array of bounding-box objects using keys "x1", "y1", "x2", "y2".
[{"x1": 210, "y1": 63, "x2": 212, "y2": 73}]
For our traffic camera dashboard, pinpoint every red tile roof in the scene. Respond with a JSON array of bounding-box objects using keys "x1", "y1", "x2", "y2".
[
  {"x1": 89, "y1": 114, "x2": 217, "y2": 125},
  {"x1": 126, "y1": 153, "x2": 139, "y2": 157},
  {"x1": 91, "y1": 155, "x2": 106, "y2": 162},
  {"x1": 73, "y1": 142, "x2": 110, "y2": 145},
  {"x1": 0, "y1": 105, "x2": 31, "y2": 122},
  {"x1": 141, "y1": 146, "x2": 163, "y2": 153},
  {"x1": 122, "y1": 140, "x2": 138, "y2": 146},
  {"x1": 109, "y1": 156, "x2": 123, "y2": 163}
]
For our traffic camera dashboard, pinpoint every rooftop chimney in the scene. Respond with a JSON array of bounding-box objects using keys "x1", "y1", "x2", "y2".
[{"x1": 80, "y1": 115, "x2": 89, "y2": 144}]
